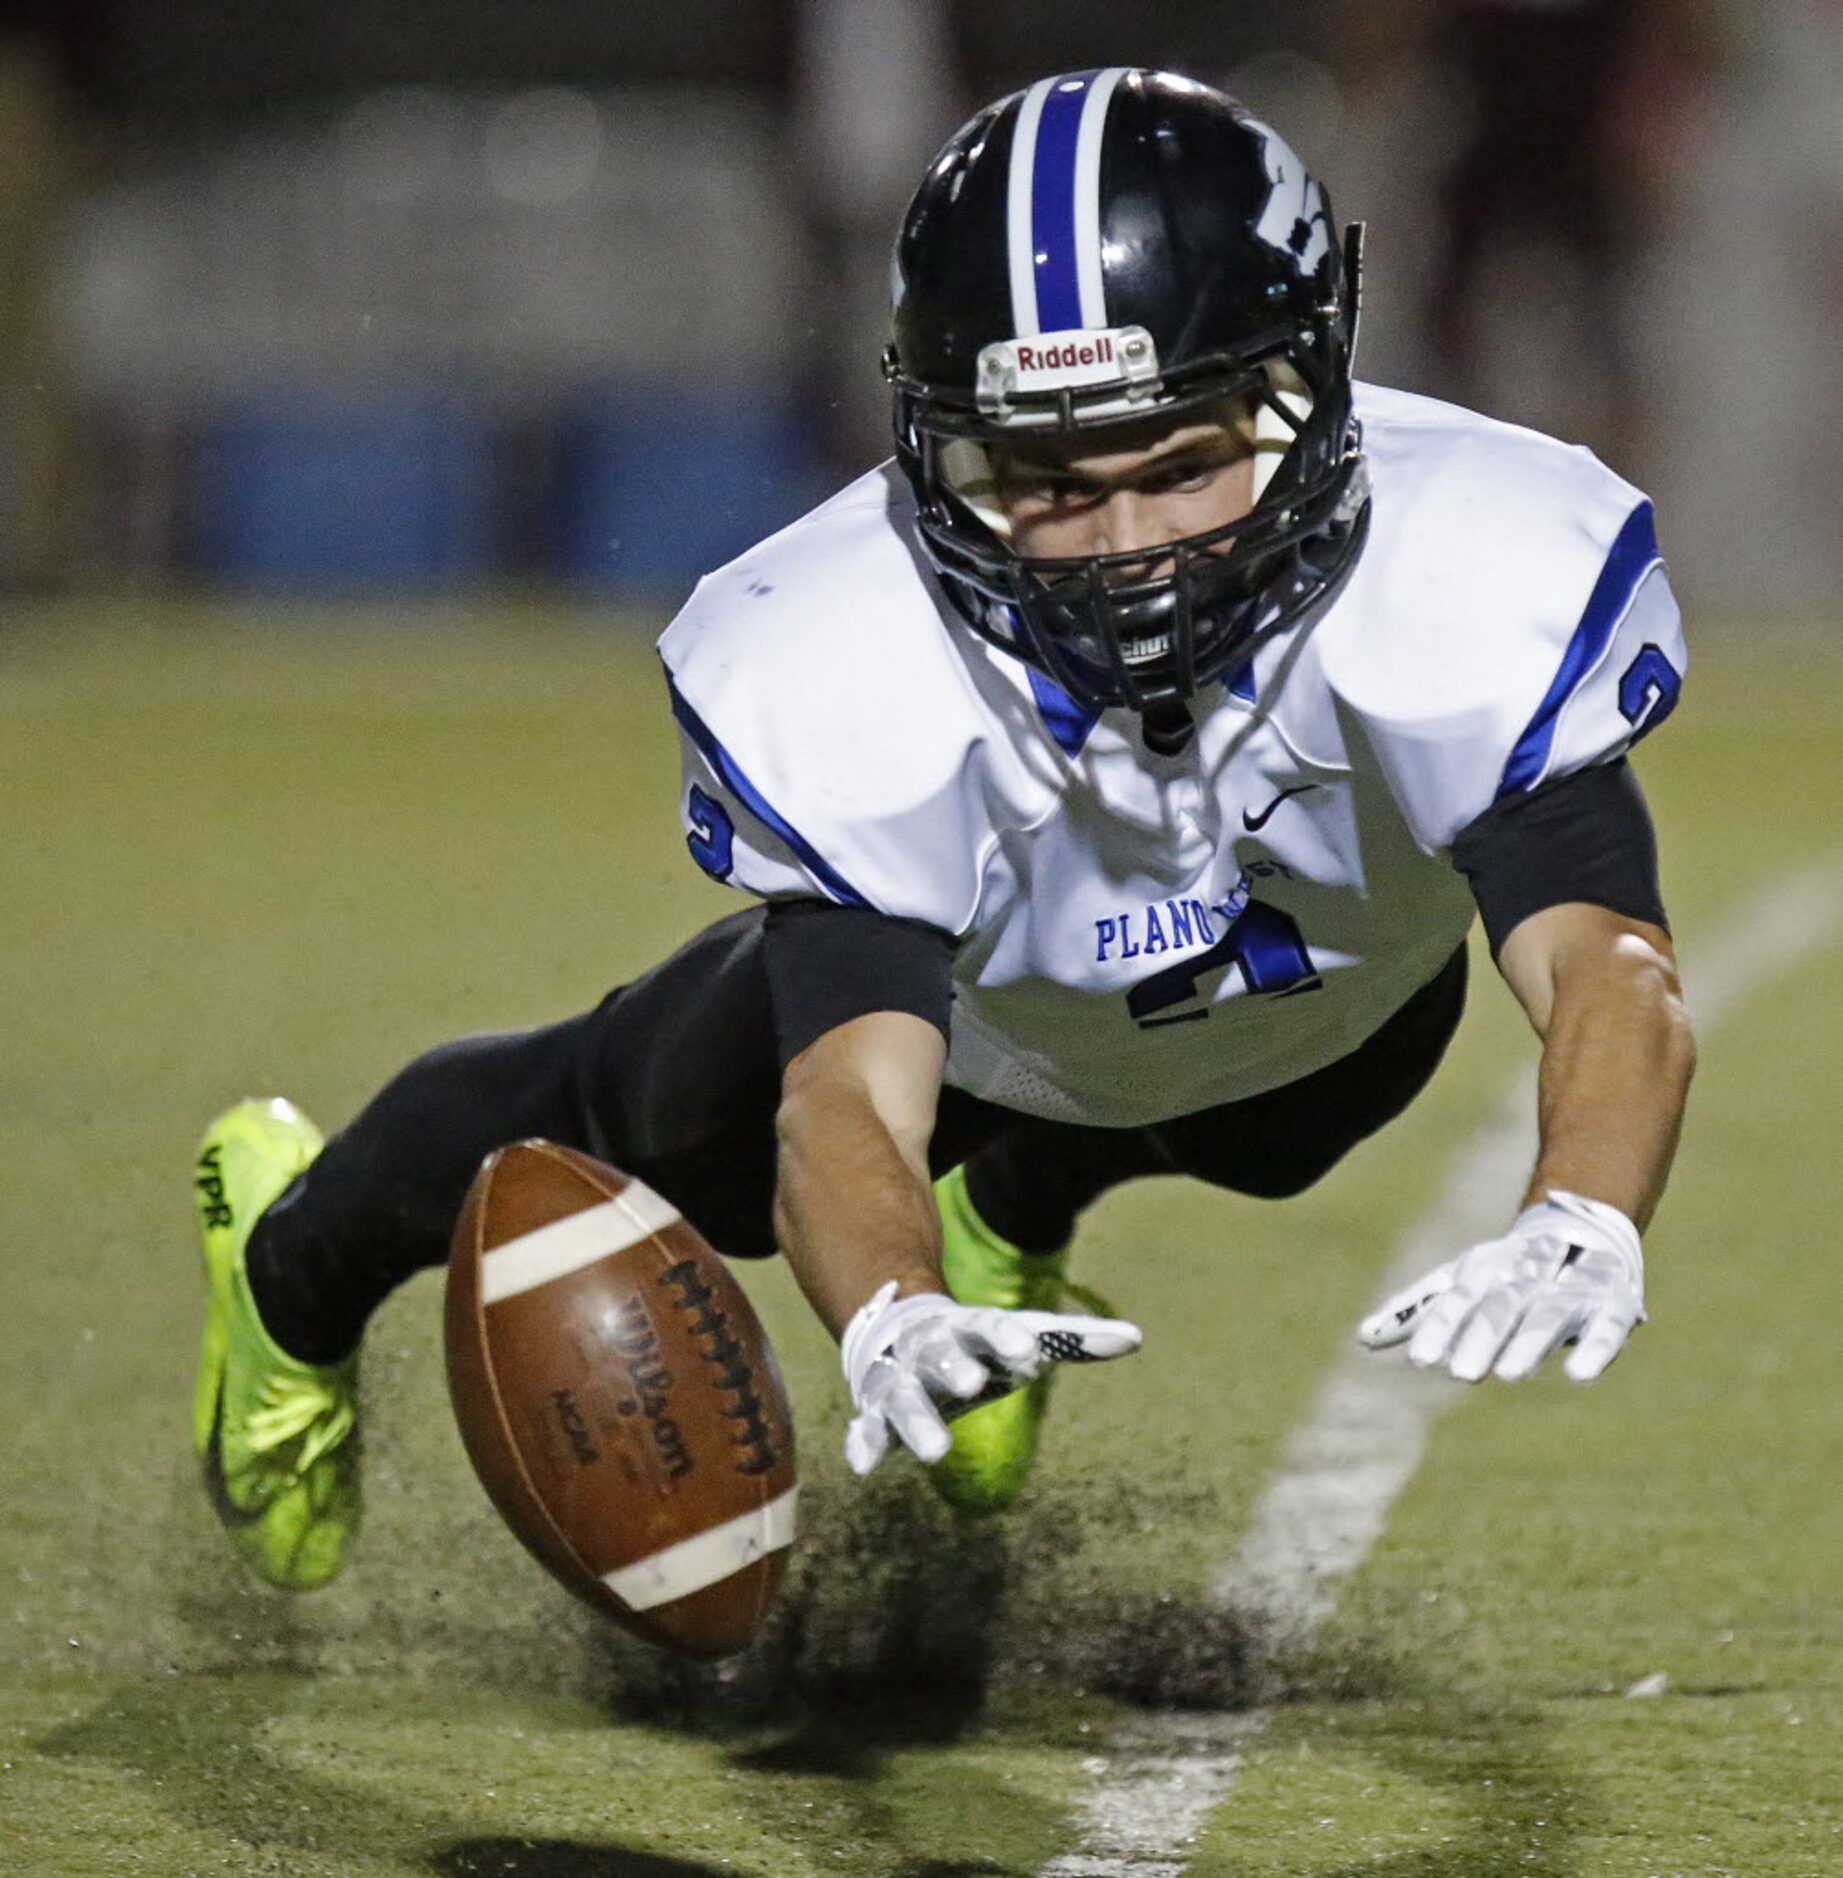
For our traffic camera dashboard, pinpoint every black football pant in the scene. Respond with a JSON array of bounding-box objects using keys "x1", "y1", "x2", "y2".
[{"x1": 248, "y1": 909, "x2": 1467, "y2": 1364}]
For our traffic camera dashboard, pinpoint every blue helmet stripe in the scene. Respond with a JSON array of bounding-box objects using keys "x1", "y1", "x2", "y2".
[{"x1": 1029, "y1": 73, "x2": 1101, "y2": 333}]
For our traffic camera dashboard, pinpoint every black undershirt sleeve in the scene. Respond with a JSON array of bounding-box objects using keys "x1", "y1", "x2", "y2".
[
  {"x1": 1451, "y1": 757, "x2": 1669, "y2": 957},
  {"x1": 760, "y1": 898, "x2": 957, "y2": 1068}
]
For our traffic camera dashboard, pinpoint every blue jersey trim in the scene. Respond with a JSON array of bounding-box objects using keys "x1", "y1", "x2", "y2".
[
  {"x1": 1227, "y1": 661, "x2": 1258, "y2": 705},
  {"x1": 1496, "y1": 501, "x2": 1662, "y2": 798},
  {"x1": 1028, "y1": 666, "x2": 1102, "y2": 758},
  {"x1": 664, "y1": 667, "x2": 872, "y2": 908},
  {"x1": 1030, "y1": 73, "x2": 1097, "y2": 333}
]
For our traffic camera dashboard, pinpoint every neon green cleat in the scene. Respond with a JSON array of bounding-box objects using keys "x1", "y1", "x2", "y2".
[
  {"x1": 929, "y1": 1164, "x2": 1113, "y2": 1514},
  {"x1": 191, "y1": 1097, "x2": 361, "y2": 1590}
]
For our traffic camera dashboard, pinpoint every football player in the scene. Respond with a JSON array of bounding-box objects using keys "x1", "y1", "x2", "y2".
[{"x1": 193, "y1": 69, "x2": 1692, "y2": 1589}]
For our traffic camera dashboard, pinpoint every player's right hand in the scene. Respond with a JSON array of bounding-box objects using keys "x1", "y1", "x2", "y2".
[{"x1": 839, "y1": 1280, "x2": 1143, "y2": 1476}]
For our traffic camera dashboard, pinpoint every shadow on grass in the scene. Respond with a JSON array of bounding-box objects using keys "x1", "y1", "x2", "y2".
[
  {"x1": 429, "y1": 1855, "x2": 1010, "y2": 1878},
  {"x1": 36, "y1": 1668, "x2": 437, "y2": 1863},
  {"x1": 33, "y1": 1663, "x2": 1059, "y2": 1877},
  {"x1": 33, "y1": 1673, "x2": 755, "y2": 1878},
  {"x1": 887, "y1": 1866, "x2": 1016, "y2": 1878},
  {"x1": 1227, "y1": 1632, "x2": 1603, "y2": 1878},
  {"x1": 427, "y1": 1840, "x2": 743, "y2": 1877}
]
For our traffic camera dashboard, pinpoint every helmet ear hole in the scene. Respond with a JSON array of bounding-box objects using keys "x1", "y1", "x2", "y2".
[{"x1": 1251, "y1": 362, "x2": 1313, "y2": 504}]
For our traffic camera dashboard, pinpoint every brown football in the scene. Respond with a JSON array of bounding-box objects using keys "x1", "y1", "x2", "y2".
[{"x1": 444, "y1": 1140, "x2": 798, "y2": 1657}]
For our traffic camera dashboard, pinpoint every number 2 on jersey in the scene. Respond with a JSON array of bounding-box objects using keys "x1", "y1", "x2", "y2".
[
  {"x1": 1127, "y1": 899, "x2": 1320, "y2": 1028},
  {"x1": 1617, "y1": 642, "x2": 1682, "y2": 734},
  {"x1": 685, "y1": 785, "x2": 735, "y2": 880}
]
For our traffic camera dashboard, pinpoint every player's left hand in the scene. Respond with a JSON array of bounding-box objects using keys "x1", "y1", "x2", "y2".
[
  {"x1": 1356, "y1": 1190, "x2": 1645, "y2": 1383},
  {"x1": 840, "y1": 1281, "x2": 1142, "y2": 1476}
]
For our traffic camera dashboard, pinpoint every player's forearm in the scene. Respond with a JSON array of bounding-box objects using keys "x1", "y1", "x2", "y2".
[
  {"x1": 1523, "y1": 930, "x2": 1695, "y2": 1230},
  {"x1": 773, "y1": 1078, "x2": 943, "y2": 1340}
]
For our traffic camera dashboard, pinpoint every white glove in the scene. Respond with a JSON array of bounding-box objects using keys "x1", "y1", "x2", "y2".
[
  {"x1": 1357, "y1": 1190, "x2": 1646, "y2": 1383},
  {"x1": 840, "y1": 1280, "x2": 1143, "y2": 1476}
]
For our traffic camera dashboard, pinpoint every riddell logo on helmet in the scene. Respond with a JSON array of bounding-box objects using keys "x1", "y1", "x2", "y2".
[
  {"x1": 977, "y1": 325, "x2": 1159, "y2": 411},
  {"x1": 1015, "y1": 335, "x2": 1115, "y2": 373}
]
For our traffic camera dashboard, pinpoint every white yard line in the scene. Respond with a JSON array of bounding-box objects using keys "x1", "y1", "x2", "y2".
[{"x1": 1040, "y1": 857, "x2": 1843, "y2": 1877}]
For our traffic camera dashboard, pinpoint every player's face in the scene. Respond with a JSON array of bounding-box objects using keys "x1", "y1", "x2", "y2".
[{"x1": 990, "y1": 407, "x2": 1257, "y2": 562}]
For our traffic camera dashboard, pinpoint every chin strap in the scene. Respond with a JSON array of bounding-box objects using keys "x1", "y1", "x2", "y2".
[{"x1": 1139, "y1": 699, "x2": 1196, "y2": 755}]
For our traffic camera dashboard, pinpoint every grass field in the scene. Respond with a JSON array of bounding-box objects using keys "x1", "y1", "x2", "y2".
[{"x1": 3, "y1": 600, "x2": 1840, "y2": 1877}]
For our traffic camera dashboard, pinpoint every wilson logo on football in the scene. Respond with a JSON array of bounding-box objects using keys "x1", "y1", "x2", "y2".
[{"x1": 610, "y1": 1295, "x2": 695, "y2": 1482}]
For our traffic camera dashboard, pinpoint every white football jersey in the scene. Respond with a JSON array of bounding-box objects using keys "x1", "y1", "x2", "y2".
[{"x1": 657, "y1": 384, "x2": 1684, "y2": 1127}]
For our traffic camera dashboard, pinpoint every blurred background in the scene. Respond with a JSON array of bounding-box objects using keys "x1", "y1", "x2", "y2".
[{"x1": 0, "y1": 0, "x2": 1835, "y2": 613}]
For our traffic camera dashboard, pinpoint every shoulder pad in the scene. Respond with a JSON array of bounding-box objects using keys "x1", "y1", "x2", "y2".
[
  {"x1": 1321, "y1": 389, "x2": 1684, "y2": 849},
  {"x1": 659, "y1": 466, "x2": 1052, "y2": 929}
]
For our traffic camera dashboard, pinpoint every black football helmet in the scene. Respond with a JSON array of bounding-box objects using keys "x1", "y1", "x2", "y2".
[{"x1": 888, "y1": 68, "x2": 1370, "y2": 722}]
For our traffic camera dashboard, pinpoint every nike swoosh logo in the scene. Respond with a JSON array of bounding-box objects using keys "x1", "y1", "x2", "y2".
[
  {"x1": 1242, "y1": 784, "x2": 1317, "y2": 832},
  {"x1": 200, "y1": 1381, "x2": 266, "y2": 1529}
]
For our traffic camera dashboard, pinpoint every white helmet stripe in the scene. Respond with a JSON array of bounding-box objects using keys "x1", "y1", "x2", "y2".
[
  {"x1": 1005, "y1": 78, "x2": 1055, "y2": 336},
  {"x1": 1072, "y1": 67, "x2": 1129, "y2": 328}
]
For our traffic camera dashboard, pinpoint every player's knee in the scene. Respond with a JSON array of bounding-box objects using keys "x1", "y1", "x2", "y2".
[
  {"x1": 1240, "y1": 1167, "x2": 1327, "y2": 1200},
  {"x1": 1217, "y1": 1151, "x2": 1342, "y2": 1201}
]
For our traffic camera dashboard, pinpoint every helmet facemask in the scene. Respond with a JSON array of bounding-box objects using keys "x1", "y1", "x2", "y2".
[{"x1": 891, "y1": 227, "x2": 1368, "y2": 717}]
